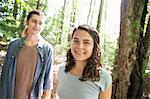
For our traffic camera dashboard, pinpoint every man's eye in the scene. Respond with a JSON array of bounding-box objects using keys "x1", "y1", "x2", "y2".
[
  {"x1": 39, "y1": 22, "x2": 43, "y2": 25},
  {"x1": 74, "y1": 40, "x2": 78, "y2": 42},
  {"x1": 32, "y1": 20, "x2": 36, "y2": 23}
]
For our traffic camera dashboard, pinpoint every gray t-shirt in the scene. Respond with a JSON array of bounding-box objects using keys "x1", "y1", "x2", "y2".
[{"x1": 57, "y1": 66, "x2": 112, "y2": 99}]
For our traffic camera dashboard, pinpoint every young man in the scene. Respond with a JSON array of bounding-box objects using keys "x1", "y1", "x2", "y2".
[{"x1": 0, "y1": 10, "x2": 53, "y2": 99}]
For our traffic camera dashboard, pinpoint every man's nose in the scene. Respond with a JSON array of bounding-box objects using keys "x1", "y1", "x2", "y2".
[{"x1": 35, "y1": 23, "x2": 40, "y2": 28}]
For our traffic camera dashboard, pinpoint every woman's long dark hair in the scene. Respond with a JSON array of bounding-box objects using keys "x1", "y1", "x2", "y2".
[{"x1": 65, "y1": 24, "x2": 102, "y2": 82}]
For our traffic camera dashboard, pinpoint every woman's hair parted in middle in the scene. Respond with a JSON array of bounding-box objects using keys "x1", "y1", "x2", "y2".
[{"x1": 65, "y1": 24, "x2": 102, "y2": 82}]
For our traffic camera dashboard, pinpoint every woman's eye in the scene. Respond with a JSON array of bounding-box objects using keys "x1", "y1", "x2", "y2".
[{"x1": 84, "y1": 42, "x2": 90, "y2": 44}]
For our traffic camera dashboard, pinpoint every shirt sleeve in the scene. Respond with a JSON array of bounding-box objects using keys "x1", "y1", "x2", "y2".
[
  {"x1": 43, "y1": 46, "x2": 54, "y2": 90},
  {"x1": 99, "y1": 68, "x2": 112, "y2": 91}
]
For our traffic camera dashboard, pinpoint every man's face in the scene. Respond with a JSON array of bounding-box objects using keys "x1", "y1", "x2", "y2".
[{"x1": 27, "y1": 14, "x2": 45, "y2": 35}]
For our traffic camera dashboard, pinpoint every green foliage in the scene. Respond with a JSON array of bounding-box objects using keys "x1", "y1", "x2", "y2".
[
  {"x1": 42, "y1": 9, "x2": 70, "y2": 56},
  {"x1": 102, "y1": 40, "x2": 117, "y2": 67},
  {"x1": 42, "y1": 13, "x2": 63, "y2": 45},
  {"x1": 0, "y1": 0, "x2": 48, "y2": 43},
  {"x1": 143, "y1": 2, "x2": 150, "y2": 34},
  {"x1": 0, "y1": 0, "x2": 70, "y2": 56},
  {"x1": 0, "y1": 0, "x2": 24, "y2": 42},
  {"x1": 0, "y1": 20, "x2": 20, "y2": 41},
  {"x1": 144, "y1": 70, "x2": 150, "y2": 78},
  {"x1": 144, "y1": 57, "x2": 150, "y2": 78}
]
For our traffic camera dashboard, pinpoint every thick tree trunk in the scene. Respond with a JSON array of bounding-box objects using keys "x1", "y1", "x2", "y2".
[
  {"x1": 127, "y1": 0, "x2": 149, "y2": 99},
  {"x1": 112, "y1": 0, "x2": 144, "y2": 99}
]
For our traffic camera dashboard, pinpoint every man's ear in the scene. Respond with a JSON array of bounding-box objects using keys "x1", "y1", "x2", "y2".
[
  {"x1": 26, "y1": 21, "x2": 29, "y2": 25},
  {"x1": 25, "y1": 19, "x2": 29, "y2": 25}
]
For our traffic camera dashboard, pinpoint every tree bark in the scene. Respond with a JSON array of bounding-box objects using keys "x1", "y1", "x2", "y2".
[
  {"x1": 96, "y1": 0, "x2": 104, "y2": 32},
  {"x1": 70, "y1": 0, "x2": 77, "y2": 28},
  {"x1": 36, "y1": 0, "x2": 40, "y2": 10},
  {"x1": 87, "y1": 0, "x2": 93, "y2": 24},
  {"x1": 127, "y1": 0, "x2": 149, "y2": 99},
  {"x1": 59, "y1": 0, "x2": 66, "y2": 44},
  {"x1": 112, "y1": 0, "x2": 144, "y2": 99},
  {"x1": 13, "y1": 0, "x2": 18, "y2": 20}
]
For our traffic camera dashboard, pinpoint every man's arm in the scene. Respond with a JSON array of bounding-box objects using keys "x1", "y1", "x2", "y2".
[
  {"x1": 42, "y1": 46, "x2": 53, "y2": 99},
  {"x1": 42, "y1": 90, "x2": 51, "y2": 99}
]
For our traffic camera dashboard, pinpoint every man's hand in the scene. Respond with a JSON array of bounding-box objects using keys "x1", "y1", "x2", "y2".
[{"x1": 42, "y1": 90, "x2": 51, "y2": 99}]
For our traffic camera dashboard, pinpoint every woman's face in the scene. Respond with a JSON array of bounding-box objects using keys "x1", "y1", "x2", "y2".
[
  {"x1": 71, "y1": 29, "x2": 94, "y2": 62},
  {"x1": 27, "y1": 14, "x2": 45, "y2": 35}
]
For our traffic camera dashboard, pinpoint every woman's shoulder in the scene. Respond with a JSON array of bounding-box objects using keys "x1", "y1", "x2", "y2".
[
  {"x1": 99, "y1": 68, "x2": 112, "y2": 81},
  {"x1": 58, "y1": 63, "x2": 66, "y2": 71},
  {"x1": 98, "y1": 68, "x2": 112, "y2": 91},
  {"x1": 100, "y1": 68, "x2": 112, "y2": 77},
  {"x1": 57, "y1": 63, "x2": 66, "y2": 77}
]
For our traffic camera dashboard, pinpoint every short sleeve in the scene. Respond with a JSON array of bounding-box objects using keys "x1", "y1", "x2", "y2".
[{"x1": 99, "y1": 68, "x2": 112, "y2": 91}]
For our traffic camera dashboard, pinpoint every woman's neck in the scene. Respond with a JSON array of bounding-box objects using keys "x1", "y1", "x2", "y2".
[{"x1": 69, "y1": 61, "x2": 87, "y2": 76}]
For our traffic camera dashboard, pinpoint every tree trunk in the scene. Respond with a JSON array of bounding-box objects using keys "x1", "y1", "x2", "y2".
[
  {"x1": 89, "y1": 0, "x2": 96, "y2": 25},
  {"x1": 112, "y1": 0, "x2": 144, "y2": 99},
  {"x1": 127, "y1": 0, "x2": 149, "y2": 99},
  {"x1": 68, "y1": 0, "x2": 77, "y2": 43},
  {"x1": 13, "y1": 0, "x2": 18, "y2": 20},
  {"x1": 17, "y1": 1, "x2": 27, "y2": 37},
  {"x1": 87, "y1": 0, "x2": 93, "y2": 24},
  {"x1": 70, "y1": 0, "x2": 77, "y2": 28},
  {"x1": 96, "y1": 0, "x2": 104, "y2": 32},
  {"x1": 59, "y1": 0, "x2": 66, "y2": 44},
  {"x1": 141, "y1": 15, "x2": 150, "y2": 73},
  {"x1": 36, "y1": 0, "x2": 40, "y2": 9}
]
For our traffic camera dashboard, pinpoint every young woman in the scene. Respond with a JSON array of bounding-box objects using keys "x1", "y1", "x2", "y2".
[
  {"x1": 57, "y1": 24, "x2": 112, "y2": 99},
  {"x1": 0, "y1": 10, "x2": 53, "y2": 99}
]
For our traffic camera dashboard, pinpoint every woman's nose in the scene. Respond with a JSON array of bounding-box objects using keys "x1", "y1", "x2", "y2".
[{"x1": 77, "y1": 42, "x2": 84, "y2": 48}]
